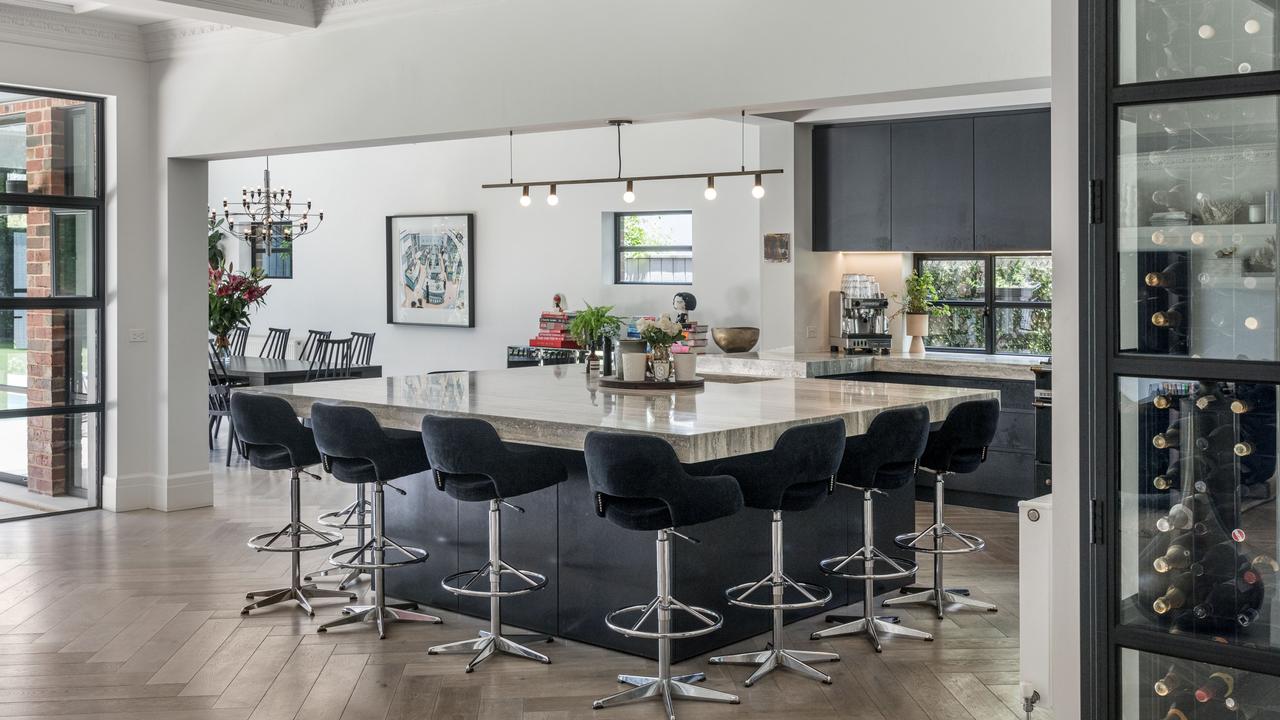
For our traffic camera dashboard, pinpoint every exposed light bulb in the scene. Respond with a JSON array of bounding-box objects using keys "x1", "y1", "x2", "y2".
[
  {"x1": 704, "y1": 177, "x2": 717, "y2": 200},
  {"x1": 546, "y1": 184, "x2": 559, "y2": 206},
  {"x1": 1245, "y1": 316, "x2": 1260, "y2": 330},
  {"x1": 519, "y1": 185, "x2": 531, "y2": 207},
  {"x1": 623, "y1": 180, "x2": 635, "y2": 204},
  {"x1": 752, "y1": 173, "x2": 765, "y2": 199}
]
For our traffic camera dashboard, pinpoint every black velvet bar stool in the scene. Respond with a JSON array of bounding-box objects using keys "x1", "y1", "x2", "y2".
[
  {"x1": 304, "y1": 488, "x2": 371, "y2": 591},
  {"x1": 707, "y1": 419, "x2": 845, "y2": 686},
  {"x1": 310, "y1": 403, "x2": 442, "y2": 638},
  {"x1": 812, "y1": 405, "x2": 933, "y2": 652},
  {"x1": 420, "y1": 416, "x2": 566, "y2": 673},
  {"x1": 584, "y1": 431, "x2": 742, "y2": 718},
  {"x1": 884, "y1": 398, "x2": 1001, "y2": 618},
  {"x1": 230, "y1": 393, "x2": 355, "y2": 616}
]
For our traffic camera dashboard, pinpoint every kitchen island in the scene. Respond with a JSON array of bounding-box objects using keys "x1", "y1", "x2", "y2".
[
  {"x1": 248, "y1": 366, "x2": 997, "y2": 659},
  {"x1": 697, "y1": 349, "x2": 1042, "y2": 381}
]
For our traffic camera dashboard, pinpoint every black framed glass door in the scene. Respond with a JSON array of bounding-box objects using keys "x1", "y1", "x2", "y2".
[{"x1": 1085, "y1": 0, "x2": 1280, "y2": 716}]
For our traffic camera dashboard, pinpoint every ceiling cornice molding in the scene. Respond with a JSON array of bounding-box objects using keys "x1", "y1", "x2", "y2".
[
  {"x1": 0, "y1": 3, "x2": 144, "y2": 61},
  {"x1": 140, "y1": 17, "x2": 262, "y2": 60},
  {"x1": 109, "y1": 0, "x2": 316, "y2": 32}
]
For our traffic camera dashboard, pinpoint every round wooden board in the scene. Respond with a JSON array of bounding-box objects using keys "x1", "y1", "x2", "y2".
[{"x1": 598, "y1": 376, "x2": 706, "y2": 391}]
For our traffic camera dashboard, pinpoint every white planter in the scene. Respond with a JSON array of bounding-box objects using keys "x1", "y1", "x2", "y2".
[
  {"x1": 905, "y1": 312, "x2": 930, "y2": 354},
  {"x1": 673, "y1": 353, "x2": 697, "y2": 381}
]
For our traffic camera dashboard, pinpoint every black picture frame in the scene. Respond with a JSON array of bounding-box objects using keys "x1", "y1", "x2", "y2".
[{"x1": 385, "y1": 213, "x2": 475, "y2": 328}]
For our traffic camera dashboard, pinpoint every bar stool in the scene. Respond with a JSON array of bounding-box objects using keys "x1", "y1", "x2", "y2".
[
  {"x1": 584, "y1": 431, "x2": 742, "y2": 718},
  {"x1": 304, "y1": 488, "x2": 371, "y2": 591},
  {"x1": 884, "y1": 398, "x2": 1001, "y2": 619},
  {"x1": 309, "y1": 403, "x2": 442, "y2": 638},
  {"x1": 420, "y1": 416, "x2": 566, "y2": 673},
  {"x1": 811, "y1": 405, "x2": 934, "y2": 652},
  {"x1": 707, "y1": 419, "x2": 846, "y2": 686},
  {"x1": 230, "y1": 393, "x2": 355, "y2": 616}
]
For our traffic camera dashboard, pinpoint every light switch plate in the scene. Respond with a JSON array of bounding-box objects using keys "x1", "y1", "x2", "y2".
[
  {"x1": 128, "y1": 329, "x2": 146, "y2": 343},
  {"x1": 806, "y1": 325, "x2": 817, "y2": 339}
]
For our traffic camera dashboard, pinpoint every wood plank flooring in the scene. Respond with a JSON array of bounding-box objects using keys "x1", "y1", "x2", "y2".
[{"x1": 0, "y1": 447, "x2": 1045, "y2": 719}]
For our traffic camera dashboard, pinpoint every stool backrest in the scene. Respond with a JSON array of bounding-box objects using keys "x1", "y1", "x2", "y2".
[
  {"x1": 310, "y1": 403, "x2": 384, "y2": 461},
  {"x1": 921, "y1": 398, "x2": 1001, "y2": 474},
  {"x1": 231, "y1": 393, "x2": 315, "y2": 465},
  {"x1": 838, "y1": 405, "x2": 930, "y2": 489},
  {"x1": 419, "y1": 415, "x2": 512, "y2": 494},
  {"x1": 307, "y1": 337, "x2": 354, "y2": 382},
  {"x1": 771, "y1": 418, "x2": 846, "y2": 490},
  {"x1": 259, "y1": 327, "x2": 290, "y2": 359},
  {"x1": 351, "y1": 332, "x2": 376, "y2": 365}
]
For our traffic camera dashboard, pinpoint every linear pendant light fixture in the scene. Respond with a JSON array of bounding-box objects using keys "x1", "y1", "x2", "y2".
[{"x1": 487, "y1": 114, "x2": 783, "y2": 206}]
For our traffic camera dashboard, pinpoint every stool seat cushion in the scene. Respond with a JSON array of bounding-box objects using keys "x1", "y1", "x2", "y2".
[
  {"x1": 918, "y1": 399, "x2": 1000, "y2": 476},
  {"x1": 713, "y1": 419, "x2": 846, "y2": 512},
  {"x1": 421, "y1": 416, "x2": 566, "y2": 501},
  {"x1": 230, "y1": 393, "x2": 322, "y2": 470},
  {"x1": 584, "y1": 432, "x2": 743, "y2": 531},
  {"x1": 311, "y1": 404, "x2": 429, "y2": 483}
]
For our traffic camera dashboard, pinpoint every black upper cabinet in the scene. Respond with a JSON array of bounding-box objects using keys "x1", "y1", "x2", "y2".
[
  {"x1": 973, "y1": 111, "x2": 1050, "y2": 251},
  {"x1": 890, "y1": 117, "x2": 975, "y2": 252},
  {"x1": 813, "y1": 123, "x2": 891, "y2": 251}
]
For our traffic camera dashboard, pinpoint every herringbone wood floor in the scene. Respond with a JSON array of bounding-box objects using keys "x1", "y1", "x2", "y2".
[{"x1": 0, "y1": 445, "x2": 1041, "y2": 720}]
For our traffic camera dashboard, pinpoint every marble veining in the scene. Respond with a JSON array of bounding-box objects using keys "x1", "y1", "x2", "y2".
[
  {"x1": 696, "y1": 350, "x2": 1043, "y2": 382},
  {"x1": 246, "y1": 365, "x2": 997, "y2": 463}
]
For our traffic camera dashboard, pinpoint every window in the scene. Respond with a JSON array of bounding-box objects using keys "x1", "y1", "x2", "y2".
[
  {"x1": 614, "y1": 211, "x2": 692, "y2": 285},
  {"x1": 915, "y1": 254, "x2": 1052, "y2": 355},
  {"x1": 251, "y1": 221, "x2": 293, "y2": 279}
]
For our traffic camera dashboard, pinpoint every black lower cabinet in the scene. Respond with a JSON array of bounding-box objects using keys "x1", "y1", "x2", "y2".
[
  {"x1": 384, "y1": 447, "x2": 913, "y2": 661},
  {"x1": 827, "y1": 371, "x2": 1042, "y2": 511}
]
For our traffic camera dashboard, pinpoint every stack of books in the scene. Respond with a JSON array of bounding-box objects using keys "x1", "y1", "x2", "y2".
[
  {"x1": 530, "y1": 312, "x2": 580, "y2": 348},
  {"x1": 673, "y1": 321, "x2": 708, "y2": 354}
]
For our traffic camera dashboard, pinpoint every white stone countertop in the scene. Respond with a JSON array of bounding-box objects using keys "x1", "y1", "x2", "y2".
[
  {"x1": 696, "y1": 350, "x2": 1046, "y2": 382},
  {"x1": 246, "y1": 365, "x2": 997, "y2": 464}
]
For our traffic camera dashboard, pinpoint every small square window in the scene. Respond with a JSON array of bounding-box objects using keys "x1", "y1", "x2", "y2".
[{"x1": 615, "y1": 211, "x2": 692, "y2": 285}]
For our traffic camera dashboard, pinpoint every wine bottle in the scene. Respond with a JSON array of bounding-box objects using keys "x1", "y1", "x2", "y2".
[
  {"x1": 1230, "y1": 398, "x2": 1253, "y2": 414},
  {"x1": 1195, "y1": 672, "x2": 1235, "y2": 703},
  {"x1": 1153, "y1": 302, "x2": 1188, "y2": 328},
  {"x1": 1237, "y1": 606, "x2": 1260, "y2": 627},
  {"x1": 1192, "y1": 581, "x2": 1239, "y2": 620},
  {"x1": 1157, "y1": 493, "x2": 1213, "y2": 532},
  {"x1": 1195, "y1": 426, "x2": 1237, "y2": 453},
  {"x1": 1154, "y1": 540, "x2": 1193, "y2": 573},
  {"x1": 1154, "y1": 393, "x2": 1176, "y2": 410},
  {"x1": 1194, "y1": 384, "x2": 1224, "y2": 410},
  {"x1": 1251, "y1": 554, "x2": 1279, "y2": 572},
  {"x1": 1154, "y1": 473, "x2": 1180, "y2": 490},
  {"x1": 1153, "y1": 573, "x2": 1194, "y2": 614},
  {"x1": 1233, "y1": 441, "x2": 1255, "y2": 457},
  {"x1": 1146, "y1": 260, "x2": 1189, "y2": 288},
  {"x1": 1189, "y1": 543, "x2": 1241, "y2": 577},
  {"x1": 1154, "y1": 424, "x2": 1183, "y2": 449},
  {"x1": 1154, "y1": 667, "x2": 1193, "y2": 696}
]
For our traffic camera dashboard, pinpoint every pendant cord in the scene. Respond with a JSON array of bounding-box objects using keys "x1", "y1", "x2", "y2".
[
  {"x1": 740, "y1": 110, "x2": 746, "y2": 172},
  {"x1": 616, "y1": 122, "x2": 623, "y2": 179},
  {"x1": 508, "y1": 130, "x2": 514, "y2": 184}
]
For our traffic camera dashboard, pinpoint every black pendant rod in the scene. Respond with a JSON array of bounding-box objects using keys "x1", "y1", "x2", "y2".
[{"x1": 481, "y1": 167, "x2": 783, "y2": 190}]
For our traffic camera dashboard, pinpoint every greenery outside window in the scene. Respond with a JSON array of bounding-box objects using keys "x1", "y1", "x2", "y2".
[
  {"x1": 614, "y1": 211, "x2": 692, "y2": 285},
  {"x1": 915, "y1": 254, "x2": 1052, "y2": 355}
]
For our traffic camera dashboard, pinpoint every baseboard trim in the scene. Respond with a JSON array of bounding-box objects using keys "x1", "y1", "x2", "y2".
[{"x1": 103, "y1": 471, "x2": 213, "y2": 512}]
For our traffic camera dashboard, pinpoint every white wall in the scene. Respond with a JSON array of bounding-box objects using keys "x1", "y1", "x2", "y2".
[{"x1": 209, "y1": 119, "x2": 763, "y2": 373}]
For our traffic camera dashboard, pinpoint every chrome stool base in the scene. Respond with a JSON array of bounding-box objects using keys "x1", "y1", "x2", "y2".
[
  {"x1": 428, "y1": 629, "x2": 552, "y2": 673},
  {"x1": 883, "y1": 587, "x2": 997, "y2": 614},
  {"x1": 319, "y1": 601, "x2": 441, "y2": 639},
  {"x1": 593, "y1": 676, "x2": 739, "y2": 716},
  {"x1": 709, "y1": 647, "x2": 838, "y2": 686},
  {"x1": 243, "y1": 584, "x2": 356, "y2": 617},
  {"x1": 811, "y1": 615, "x2": 933, "y2": 653}
]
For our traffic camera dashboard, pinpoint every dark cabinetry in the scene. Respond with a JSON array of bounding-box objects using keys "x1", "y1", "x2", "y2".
[
  {"x1": 812, "y1": 123, "x2": 891, "y2": 251},
  {"x1": 890, "y1": 117, "x2": 975, "y2": 252},
  {"x1": 811, "y1": 109, "x2": 1050, "y2": 252},
  {"x1": 973, "y1": 112, "x2": 1051, "y2": 251}
]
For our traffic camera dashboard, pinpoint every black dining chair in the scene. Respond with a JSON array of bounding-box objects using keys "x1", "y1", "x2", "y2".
[
  {"x1": 300, "y1": 329, "x2": 332, "y2": 362},
  {"x1": 227, "y1": 326, "x2": 249, "y2": 357},
  {"x1": 306, "y1": 337, "x2": 354, "y2": 382},
  {"x1": 351, "y1": 332, "x2": 375, "y2": 365},
  {"x1": 208, "y1": 340, "x2": 242, "y2": 467},
  {"x1": 259, "y1": 327, "x2": 290, "y2": 359}
]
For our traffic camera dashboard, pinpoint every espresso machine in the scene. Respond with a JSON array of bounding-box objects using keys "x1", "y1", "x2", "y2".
[{"x1": 829, "y1": 274, "x2": 892, "y2": 354}]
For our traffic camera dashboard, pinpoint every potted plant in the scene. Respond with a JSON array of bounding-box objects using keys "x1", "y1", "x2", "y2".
[
  {"x1": 637, "y1": 313, "x2": 686, "y2": 381},
  {"x1": 894, "y1": 270, "x2": 950, "y2": 354},
  {"x1": 567, "y1": 302, "x2": 624, "y2": 374},
  {"x1": 209, "y1": 216, "x2": 228, "y2": 270},
  {"x1": 209, "y1": 264, "x2": 271, "y2": 358}
]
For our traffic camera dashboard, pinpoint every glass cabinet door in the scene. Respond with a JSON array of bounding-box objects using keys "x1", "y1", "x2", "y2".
[
  {"x1": 1120, "y1": 0, "x2": 1278, "y2": 84},
  {"x1": 1118, "y1": 95, "x2": 1280, "y2": 362}
]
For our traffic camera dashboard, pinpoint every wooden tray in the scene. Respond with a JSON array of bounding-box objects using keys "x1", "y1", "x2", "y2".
[{"x1": 598, "y1": 376, "x2": 705, "y2": 391}]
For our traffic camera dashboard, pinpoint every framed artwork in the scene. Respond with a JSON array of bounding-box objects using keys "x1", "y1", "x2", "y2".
[
  {"x1": 763, "y1": 232, "x2": 791, "y2": 263},
  {"x1": 386, "y1": 213, "x2": 475, "y2": 327}
]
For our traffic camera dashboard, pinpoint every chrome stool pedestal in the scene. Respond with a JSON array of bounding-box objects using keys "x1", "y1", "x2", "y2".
[
  {"x1": 883, "y1": 471, "x2": 997, "y2": 618},
  {"x1": 242, "y1": 468, "x2": 356, "y2": 617},
  {"x1": 316, "y1": 480, "x2": 440, "y2": 638},
  {"x1": 594, "y1": 529, "x2": 740, "y2": 716},
  {"x1": 428, "y1": 499, "x2": 553, "y2": 672},
  {"x1": 812, "y1": 488, "x2": 933, "y2": 652},
  {"x1": 709, "y1": 511, "x2": 838, "y2": 686},
  {"x1": 306, "y1": 486, "x2": 372, "y2": 590}
]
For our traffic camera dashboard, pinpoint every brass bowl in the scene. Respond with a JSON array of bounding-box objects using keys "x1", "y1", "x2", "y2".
[{"x1": 711, "y1": 326, "x2": 760, "y2": 354}]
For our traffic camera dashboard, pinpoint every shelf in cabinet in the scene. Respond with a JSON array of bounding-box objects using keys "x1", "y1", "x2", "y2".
[{"x1": 1118, "y1": 223, "x2": 1278, "y2": 252}]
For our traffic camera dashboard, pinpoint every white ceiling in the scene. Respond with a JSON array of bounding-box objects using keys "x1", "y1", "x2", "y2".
[{"x1": 0, "y1": 0, "x2": 174, "y2": 23}]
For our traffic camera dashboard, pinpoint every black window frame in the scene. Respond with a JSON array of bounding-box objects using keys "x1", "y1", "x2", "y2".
[
  {"x1": 613, "y1": 210, "x2": 693, "y2": 286},
  {"x1": 250, "y1": 221, "x2": 293, "y2": 279},
  {"x1": 914, "y1": 252, "x2": 1052, "y2": 356},
  {"x1": 0, "y1": 85, "x2": 104, "y2": 518}
]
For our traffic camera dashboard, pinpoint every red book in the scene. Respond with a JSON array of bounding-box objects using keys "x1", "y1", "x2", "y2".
[{"x1": 529, "y1": 337, "x2": 581, "y2": 348}]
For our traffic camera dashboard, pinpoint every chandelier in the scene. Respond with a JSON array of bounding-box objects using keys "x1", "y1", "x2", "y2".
[{"x1": 210, "y1": 157, "x2": 324, "y2": 249}]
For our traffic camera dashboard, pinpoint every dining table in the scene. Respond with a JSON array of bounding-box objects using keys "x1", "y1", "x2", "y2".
[{"x1": 221, "y1": 356, "x2": 383, "y2": 386}]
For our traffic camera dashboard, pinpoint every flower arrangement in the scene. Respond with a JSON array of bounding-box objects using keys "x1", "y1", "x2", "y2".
[
  {"x1": 209, "y1": 264, "x2": 270, "y2": 353},
  {"x1": 637, "y1": 313, "x2": 685, "y2": 362}
]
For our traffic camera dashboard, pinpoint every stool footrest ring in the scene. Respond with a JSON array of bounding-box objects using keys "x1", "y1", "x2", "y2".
[
  {"x1": 605, "y1": 598, "x2": 723, "y2": 640},
  {"x1": 316, "y1": 500, "x2": 372, "y2": 530},
  {"x1": 247, "y1": 522, "x2": 344, "y2": 553},
  {"x1": 328, "y1": 538, "x2": 427, "y2": 570},
  {"x1": 893, "y1": 523, "x2": 986, "y2": 555},
  {"x1": 439, "y1": 561, "x2": 548, "y2": 598},
  {"x1": 820, "y1": 547, "x2": 918, "y2": 581},
  {"x1": 724, "y1": 575, "x2": 832, "y2": 611}
]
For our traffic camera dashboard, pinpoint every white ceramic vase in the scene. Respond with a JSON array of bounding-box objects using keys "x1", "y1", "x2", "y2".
[
  {"x1": 673, "y1": 353, "x2": 697, "y2": 382},
  {"x1": 621, "y1": 353, "x2": 648, "y2": 382},
  {"x1": 905, "y1": 312, "x2": 929, "y2": 354}
]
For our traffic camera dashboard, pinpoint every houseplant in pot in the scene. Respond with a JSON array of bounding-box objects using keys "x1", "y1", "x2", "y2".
[
  {"x1": 568, "y1": 302, "x2": 624, "y2": 375},
  {"x1": 209, "y1": 264, "x2": 270, "y2": 358},
  {"x1": 637, "y1": 314, "x2": 685, "y2": 381},
  {"x1": 894, "y1": 270, "x2": 950, "y2": 354}
]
